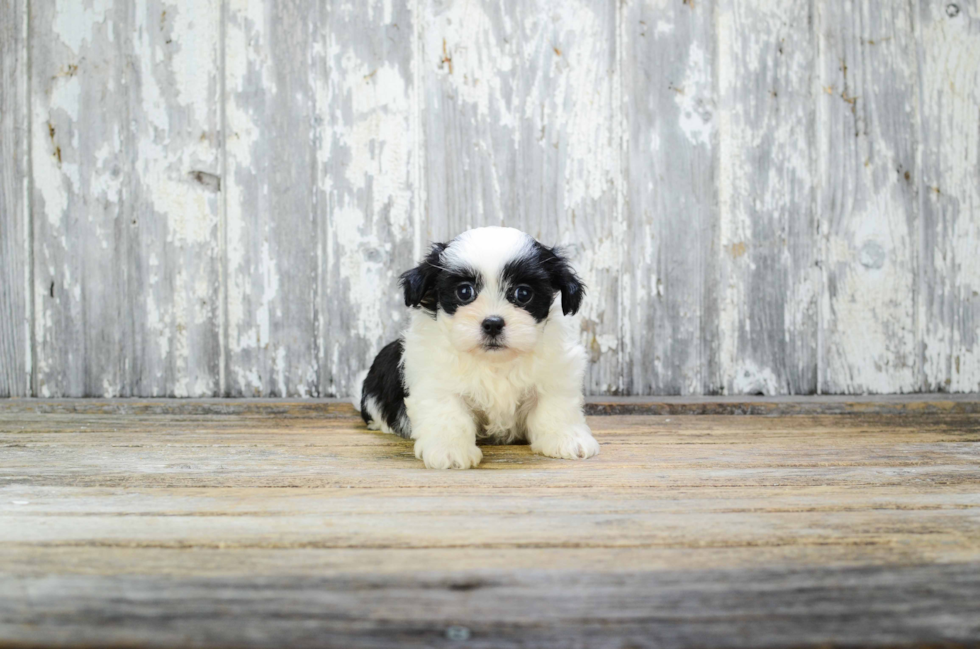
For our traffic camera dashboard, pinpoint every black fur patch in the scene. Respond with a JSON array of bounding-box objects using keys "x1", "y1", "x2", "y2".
[
  {"x1": 436, "y1": 268, "x2": 483, "y2": 315},
  {"x1": 399, "y1": 237, "x2": 584, "y2": 320},
  {"x1": 503, "y1": 242, "x2": 585, "y2": 320},
  {"x1": 501, "y1": 256, "x2": 556, "y2": 322},
  {"x1": 399, "y1": 243, "x2": 447, "y2": 315},
  {"x1": 360, "y1": 339, "x2": 411, "y2": 439}
]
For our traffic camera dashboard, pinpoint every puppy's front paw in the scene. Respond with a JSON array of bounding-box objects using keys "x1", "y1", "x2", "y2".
[
  {"x1": 414, "y1": 436, "x2": 483, "y2": 470},
  {"x1": 531, "y1": 424, "x2": 600, "y2": 460}
]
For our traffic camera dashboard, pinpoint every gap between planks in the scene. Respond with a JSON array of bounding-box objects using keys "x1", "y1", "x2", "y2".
[{"x1": 0, "y1": 394, "x2": 979, "y2": 416}]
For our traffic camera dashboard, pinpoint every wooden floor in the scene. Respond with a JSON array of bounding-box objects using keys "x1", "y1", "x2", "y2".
[{"x1": 2, "y1": 398, "x2": 980, "y2": 648}]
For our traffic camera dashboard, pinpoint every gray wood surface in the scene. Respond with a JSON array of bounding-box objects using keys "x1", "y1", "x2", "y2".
[
  {"x1": 2, "y1": 403, "x2": 980, "y2": 647},
  {"x1": 318, "y1": 0, "x2": 422, "y2": 399},
  {"x1": 625, "y1": 0, "x2": 715, "y2": 395},
  {"x1": 29, "y1": 1, "x2": 223, "y2": 397},
  {"x1": 224, "y1": 0, "x2": 319, "y2": 397},
  {"x1": 2, "y1": 566, "x2": 979, "y2": 649},
  {"x1": 0, "y1": 0, "x2": 29, "y2": 397},
  {"x1": 917, "y1": 0, "x2": 980, "y2": 393},
  {"x1": 30, "y1": 0, "x2": 136, "y2": 397},
  {"x1": 819, "y1": 0, "x2": 920, "y2": 393},
  {"x1": 711, "y1": 0, "x2": 818, "y2": 395},
  {"x1": 1, "y1": 0, "x2": 979, "y2": 397}
]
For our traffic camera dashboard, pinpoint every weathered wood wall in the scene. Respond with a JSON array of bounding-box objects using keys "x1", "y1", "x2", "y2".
[{"x1": 0, "y1": 0, "x2": 977, "y2": 397}]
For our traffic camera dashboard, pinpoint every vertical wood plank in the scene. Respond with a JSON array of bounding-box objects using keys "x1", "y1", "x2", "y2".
[
  {"x1": 818, "y1": 0, "x2": 920, "y2": 394},
  {"x1": 224, "y1": 0, "x2": 318, "y2": 396},
  {"x1": 711, "y1": 0, "x2": 818, "y2": 395},
  {"x1": 0, "y1": 0, "x2": 30, "y2": 397},
  {"x1": 624, "y1": 0, "x2": 715, "y2": 395},
  {"x1": 422, "y1": 0, "x2": 518, "y2": 241},
  {"x1": 423, "y1": 0, "x2": 623, "y2": 394},
  {"x1": 31, "y1": 1, "x2": 131, "y2": 396},
  {"x1": 30, "y1": 0, "x2": 223, "y2": 397},
  {"x1": 917, "y1": 0, "x2": 980, "y2": 393},
  {"x1": 132, "y1": 1, "x2": 223, "y2": 396},
  {"x1": 317, "y1": 0, "x2": 420, "y2": 398}
]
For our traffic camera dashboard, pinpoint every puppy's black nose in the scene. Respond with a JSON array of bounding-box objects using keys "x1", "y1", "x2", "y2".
[{"x1": 482, "y1": 316, "x2": 505, "y2": 337}]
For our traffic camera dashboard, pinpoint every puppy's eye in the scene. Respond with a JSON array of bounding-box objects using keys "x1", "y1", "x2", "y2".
[
  {"x1": 455, "y1": 283, "x2": 476, "y2": 304},
  {"x1": 513, "y1": 285, "x2": 533, "y2": 305}
]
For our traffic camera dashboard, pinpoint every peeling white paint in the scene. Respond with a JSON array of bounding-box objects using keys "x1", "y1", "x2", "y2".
[
  {"x1": 337, "y1": 61, "x2": 413, "y2": 234},
  {"x1": 816, "y1": 0, "x2": 920, "y2": 394},
  {"x1": 596, "y1": 334, "x2": 618, "y2": 354},
  {"x1": 255, "y1": 241, "x2": 279, "y2": 349},
  {"x1": 223, "y1": 4, "x2": 262, "y2": 363},
  {"x1": 918, "y1": 2, "x2": 980, "y2": 392},
  {"x1": 101, "y1": 377, "x2": 119, "y2": 398},
  {"x1": 675, "y1": 40, "x2": 713, "y2": 147},
  {"x1": 426, "y1": 0, "x2": 516, "y2": 126},
  {"x1": 824, "y1": 192, "x2": 917, "y2": 393},
  {"x1": 167, "y1": 1, "x2": 219, "y2": 127},
  {"x1": 12, "y1": 0, "x2": 980, "y2": 398},
  {"x1": 716, "y1": 0, "x2": 818, "y2": 394},
  {"x1": 31, "y1": 104, "x2": 68, "y2": 223},
  {"x1": 732, "y1": 361, "x2": 779, "y2": 396},
  {"x1": 53, "y1": 0, "x2": 111, "y2": 53}
]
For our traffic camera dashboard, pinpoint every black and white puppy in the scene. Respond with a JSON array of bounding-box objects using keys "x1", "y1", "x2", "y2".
[{"x1": 352, "y1": 227, "x2": 599, "y2": 469}]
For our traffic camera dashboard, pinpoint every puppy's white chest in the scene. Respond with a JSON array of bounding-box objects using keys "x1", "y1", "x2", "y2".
[{"x1": 461, "y1": 370, "x2": 534, "y2": 443}]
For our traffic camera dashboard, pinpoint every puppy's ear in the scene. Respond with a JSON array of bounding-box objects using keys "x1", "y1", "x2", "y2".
[
  {"x1": 541, "y1": 245, "x2": 585, "y2": 316},
  {"x1": 399, "y1": 243, "x2": 447, "y2": 312}
]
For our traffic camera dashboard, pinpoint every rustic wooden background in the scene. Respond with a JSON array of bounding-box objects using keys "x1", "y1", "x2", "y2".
[{"x1": 0, "y1": 0, "x2": 977, "y2": 398}]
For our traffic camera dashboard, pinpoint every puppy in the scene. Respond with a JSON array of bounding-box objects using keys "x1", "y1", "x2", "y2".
[{"x1": 351, "y1": 227, "x2": 599, "y2": 469}]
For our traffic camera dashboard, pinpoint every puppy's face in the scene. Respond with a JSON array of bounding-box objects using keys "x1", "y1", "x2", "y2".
[{"x1": 400, "y1": 227, "x2": 584, "y2": 359}]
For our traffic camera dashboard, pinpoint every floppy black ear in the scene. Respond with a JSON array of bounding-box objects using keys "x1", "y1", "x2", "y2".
[
  {"x1": 399, "y1": 243, "x2": 447, "y2": 312},
  {"x1": 541, "y1": 245, "x2": 585, "y2": 316}
]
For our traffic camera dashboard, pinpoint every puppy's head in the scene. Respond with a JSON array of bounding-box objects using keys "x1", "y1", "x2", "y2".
[{"x1": 400, "y1": 227, "x2": 584, "y2": 359}]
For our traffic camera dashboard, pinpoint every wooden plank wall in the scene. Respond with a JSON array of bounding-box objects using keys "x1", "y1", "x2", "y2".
[
  {"x1": 0, "y1": 0, "x2": 977, "y2": 397},
  {"x1": 0, "y1": 0, "x2": 30, "y2": 397}
]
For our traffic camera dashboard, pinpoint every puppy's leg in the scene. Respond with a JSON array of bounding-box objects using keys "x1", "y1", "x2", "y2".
[
  {"x1": 406, "y1": 394, "x2": 482, "y2": 470},
  {"x1": 526, "y1": 391, "x2": 599, "y2": 460}
]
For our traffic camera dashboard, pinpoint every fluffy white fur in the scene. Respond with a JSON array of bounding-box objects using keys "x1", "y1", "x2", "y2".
[{"x1": 398, "y1": 227, "x2": 599, "y2": 469}]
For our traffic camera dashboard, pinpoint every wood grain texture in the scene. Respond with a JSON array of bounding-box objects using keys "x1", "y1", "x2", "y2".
[
  {"x1": 0, "y1": 0, "x2": 30, "y2": 397},
  {"x1": 317, "y1": 0, "x2": 421, "y2": 398},
  {"x1": 422, "y1": 0, "x2": 623, "y2": 394},
  {"x1": 624, "y1": 0, "x2": 715, "y2": 395},
  {"x1": 818, "y1": 0, "x2": 920, "y2": 393},
  {"x1": 917, "y1": 0, "x2": 980, "y2": 393},
  {"x1": 30, "y1": 0, "x2": 223, "y2": 397},
  {"x1": 1, "y1": 405, "x2": 979, "y2": 647},
  {"x1": 2, "y1": 0, "x2": 980, "y2": 397},
  {"x1": 223, "y1": 0, "x2": 319, "y2": 397},
  {"x1": 128, "y1": 1, "x2": 224, "y2": 398},
  {"x1": 712, "y1": 0, "x2": 818, "y2": 395},
  {"x1": 30, "y1": 0, "x2": 132, "y2": 396},
  {"x1": 2, "y1": 565, "x2": 980, "y2": 648}
]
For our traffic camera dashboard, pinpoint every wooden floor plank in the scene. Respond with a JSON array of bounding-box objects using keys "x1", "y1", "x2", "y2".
[{"x1": 1, "y1": 403, "x2": 979, "y2": 647}]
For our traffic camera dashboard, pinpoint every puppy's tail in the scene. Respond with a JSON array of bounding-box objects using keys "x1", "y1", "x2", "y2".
[{"x1": 350, "y1": 369, "x2": 369, "y2": 412}]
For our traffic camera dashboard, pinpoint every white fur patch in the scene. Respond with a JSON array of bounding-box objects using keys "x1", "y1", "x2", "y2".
[
  {"x1": 362, "y1": 395, "x2": 410, "y2": 437},
  {"x1": 362, "y1": 396, "x2": 383, "y2": 431},
  {"x1": 441, "y1": 227, "x2": 534, "y2": 278},
  {"x1": 443, "y1": 291, "x2": 541, "y2": 357}
]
